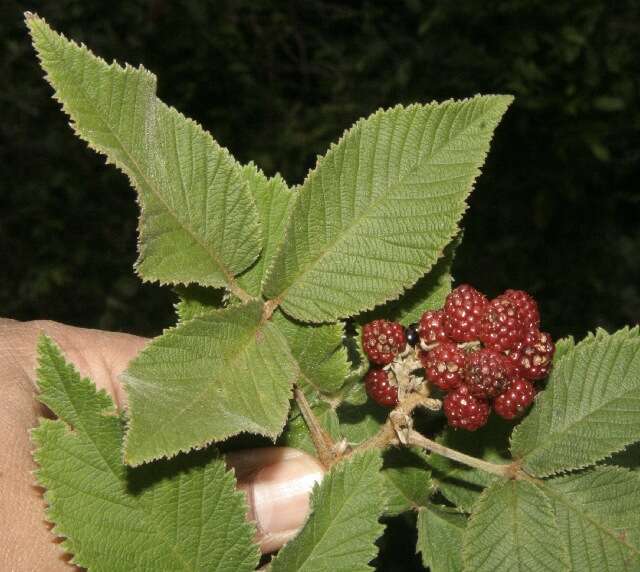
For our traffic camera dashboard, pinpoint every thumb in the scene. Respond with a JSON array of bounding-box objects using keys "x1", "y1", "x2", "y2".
[{"x1": 226, "y1": 447, "x2": 325, "y2": 553}]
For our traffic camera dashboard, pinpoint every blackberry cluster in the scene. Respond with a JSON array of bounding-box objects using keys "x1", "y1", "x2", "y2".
[{"x1": 361, "y1": 285, "x2": 555, "y2": 429}]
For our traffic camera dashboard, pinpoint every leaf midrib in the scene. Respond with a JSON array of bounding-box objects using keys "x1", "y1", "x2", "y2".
[
  {"x1": 521, "y1": 340, "x2": 640, "y2": 474},
  {"x1": 272, "y1": 99, "x2": 499, "y2": 305},
  {"x1": 43, "y1": 28, "x2": 242, "y2": 289},
  {"x1": 541, "y1": 480, "x2": 640, "y2": 558}
]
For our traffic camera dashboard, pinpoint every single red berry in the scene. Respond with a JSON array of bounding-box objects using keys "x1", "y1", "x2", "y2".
[
  {"x1": 443, "y1": 284, "x2": 488, "y2": 342},
  {"x1": 479, "y1": 296, "x2": 525, "y2": 351},
  {"x1": 443, "y1": 385, "x2": 490, "y2": 431},
  {"x1": 362, "y1": 319, "x2": 406, "y2": 365},
  {"x1": 506, "y1": 329, "x2": 555, "y2": 381},
  {"x1": 420, "y1": 342, "x2": 465, "y2": 391},
  {"x1": 494, "y1": 379, "x2": 536, "y2": 420},
  {"x1": 464, "y1": 348, "x2": 513, "y2": 398},
  {"x1": 503, "y1": 289, "x2": 540, "y2": 330},
  {"x1": 418, "y1": 309, "x2": 449, "y2": 344},
  {"x1": 364, "y1": 369, "x2": 398, "y2": 407}
]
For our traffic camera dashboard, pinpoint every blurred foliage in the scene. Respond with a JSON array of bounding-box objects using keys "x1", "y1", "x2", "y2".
[{"x1": 1, "y1": 0, "x2": 639, "y2": 339}]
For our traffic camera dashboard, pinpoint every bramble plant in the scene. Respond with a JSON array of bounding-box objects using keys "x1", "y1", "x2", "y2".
[{"x1": 25, "y1": 12, "x2": 640, "y2": 572}]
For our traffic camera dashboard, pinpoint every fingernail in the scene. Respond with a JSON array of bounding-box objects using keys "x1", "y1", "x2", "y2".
[{"x1": 230, "y1": 447, "x2": 325, "y2": 539}]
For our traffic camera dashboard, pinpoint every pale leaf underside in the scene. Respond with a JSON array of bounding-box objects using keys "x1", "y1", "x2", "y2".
[
  {"x1": 123, "y1": 301, "x2": 297, "y2": 465},
  {"x1": 27, "y1": 14, "x2": 262, "y2": 291}
]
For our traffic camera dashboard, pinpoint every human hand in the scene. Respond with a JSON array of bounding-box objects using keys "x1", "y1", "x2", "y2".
[{"x1": 0, "y1": 319, "x2": 324, "y2": 570}]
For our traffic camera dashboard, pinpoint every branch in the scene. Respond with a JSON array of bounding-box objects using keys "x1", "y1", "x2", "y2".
[
  {"x1": 293, "y1": 386, "x2": 341, "y2": 468},
  {"x1": 405, "y1": 430, "x2": 514, "y2": 479}
]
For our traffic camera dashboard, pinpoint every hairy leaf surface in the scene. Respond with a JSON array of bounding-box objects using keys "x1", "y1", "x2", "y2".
[
  {"x1": 360, "y1": 235, "x2": 458, "y2": 326},
  {"x1": 278, "y1": 402, "x2": 342, "y2": 456},
  {"x1": 124, "y1": 301, "x2": 296, "y2": 465},
  {"x1": 429, "y1": 417, "x2": 511, "y2": 512},
  {"x1": 382, "y1": 447, "x2": 433, "y2": 515},
  {"x1": 28, "y1": 14, "x2": 261, "y2": 291},
  {"x1": 237, "y1": 164, "x2": 295, "y2": 296},
  {"x1": 511, "y1": 327, "x2": 640, "y2": 477},
  {"x1": 264, "y1": 96, "x2": 512, "y2": 322},
  {"x1": 274, "y1": 311, "x2": 350, "y2": 397},
  {"x1": 32, "y1": 336, "x2": 259, "y2": 571},
  {"x1": 271, "y1": 450, "x2": 385, "y2": 571},
  {"x1": 417, "y1": 504, "x2": 466, "y2": 572},
  {"x1": 542, "y1": 467, "x2": 640, "y2": 571},
  {"x1": 463, "y1": 480, "x2": 568, "y2": 572}
]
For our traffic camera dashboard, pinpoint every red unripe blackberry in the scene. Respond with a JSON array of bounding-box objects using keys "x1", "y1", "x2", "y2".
[
  {"x1": 364, "y1": 369, "x2": 398, "y2": 407},
  {"x1": 503, "y1": 289, "x2": 540, "y2": 329},
  {"x1": 443, "y1": 284, "x2": 488, "y2": 342},
  {"x1": 464, "y1": 348, "x2": 513, "y2": 398},
  {"x1": 507, "y1": 329, "x2": 555, "y2": 381},
  {"x1": 418, "y1": 309, "x2": 449, "y2": 344},
  {"x1": 362, "y1": 319, "x2": 406, "y2": 365},
  {"x1": 443, "y1": 385, "x2": 490, "y2": 431},
  {"x1": 420, "y1": 342, "x2": 465, "y2": 391},
  {"x1": 494, "y1": 379, "x2": 536, "y2": 420},
  {"x1": 479, "y1": 296, "x2": 525, "y2": 351}
]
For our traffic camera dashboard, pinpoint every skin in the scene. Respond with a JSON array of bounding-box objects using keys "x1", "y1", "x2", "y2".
[{"x1": 0, "y1": 318, "x2": 325, "y2": 570}]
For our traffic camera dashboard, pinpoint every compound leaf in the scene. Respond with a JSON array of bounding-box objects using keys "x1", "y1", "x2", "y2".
[
  {"x1": 417, "y1": 504, "x2": 466, "y2": 572},
  {"x1": 27, "y1": 14, "x2": 261, "y2": 291},
  {"x1": 511, "y1": 326, "x2": 640, "y2": 477},
  {"x1": 271, "y1": 450, "x2": 385, "y2": 572},
  {"x1": 541, "y1": 466, "x2": 640, "y2": 571},
  {"x1": 462, "y1": 480, "x2": 568, "y2": 572},
  {"x1": 32, "y1": 336, "x2": 260, "y2": 572},
  {"x1": 264, "y1": 96, "x2": 512, "y2": 322},
  {"x1": 123, "y1": 301, "x2": 297, "y2": 465}
]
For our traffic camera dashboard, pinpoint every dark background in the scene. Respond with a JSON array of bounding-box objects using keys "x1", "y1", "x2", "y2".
[
  {"x1": 1, "y1": 2, "x2": 639, "y2": 570},
  {"x1": 2, "y1": 0, "x2": 639, "y2": 340}
]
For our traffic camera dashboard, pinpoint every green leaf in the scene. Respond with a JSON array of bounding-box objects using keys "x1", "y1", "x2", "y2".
[
  {"x1": 32, "y1": 336, "x2": 259, "y2": 571},
  {"x1": 417, "y1": 504, "x2": 466, "y2": 572},
  {"x1": 360, "y1": 234, "x2": 458, "y2": 326},
  {"x1": 274, "y1": 311, "x2": 350, "y2": 397},
  {"x1": 174, "y1": 284, "x2": 227, "y2": 322},
  {"x1": 278, "y1": 402, "x2": 342, "y2": 457},
  {"x1": 511, "y1": 326, "x2": 640, "y2": 477},
  {"x1": 336, "y1": 382, "x2": 388, "y2": 444},
  {"x1": 237, "y1": 164, "x2": 295, "y2": 297},
  {"x1": 123, "y1": 301, "x2": 296, "y2": 465},
  {"x1": 541, "y1": 466, "x2": 640, "y2": 571},
  {"x1": 263, "y1": 96, "x2": 512, "y2": 322},
  {"x1": 270, "y1": 450, "x2": 385, "y2": 572},
  {"x1": 382, "y1": 447, "x2": 433, "y2": 515},
  {"x1": 27, "y1": 14, "x2": 261, "y2": 291},
  {"x1": 429, "y1": 417, "x2": 512, "y2": 512},
  {"x1": 462, "y1": 480, "x2": 569, "y2": 572}
]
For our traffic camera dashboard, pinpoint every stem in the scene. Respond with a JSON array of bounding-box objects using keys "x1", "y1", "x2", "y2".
[
  {"x1": 228, "y1": 281, "x2": 253, "y2": 304},
  {"x1": 406, "y1": 430, "x2": 513, "y2": 479},
  {"x1": 293, "y1": 386, "x2": 337, "y2": 468}
]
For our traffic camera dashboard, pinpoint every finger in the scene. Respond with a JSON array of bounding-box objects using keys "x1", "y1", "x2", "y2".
[
  {"x1": 226, "y1": 447, "x2": 325, "y2": 553},
  {"x1": 2, "y1": 319, "x2": 148, "y2": 409}
]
